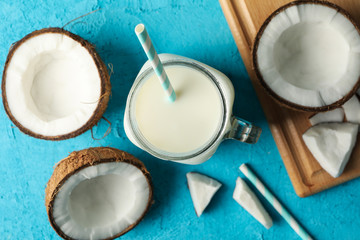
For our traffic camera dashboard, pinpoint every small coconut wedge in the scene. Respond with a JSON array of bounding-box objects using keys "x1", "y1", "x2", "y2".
[
  {"x1": 343, "y1": 95, "x2": 360, "y2": 124},
  {"x1": 309, "y1": 108, "x2": 344, "y2": 126},
  {"x1": 302, "y1": 123, "x2": 358, "y2": 178},
  {"x1": 2, "y1": 28, "x2": 111, "y2": 140},
  {"x1": 253, "y1": 1, "x2": 360, "y2": 112},
  {"x1": 45, "y1": 147, "x2": 153, "y2": 240},
  {"x1": 233, "y1": 177, "x2": 273, "y2": 229},
  {"x1": 186, "y1": 172, "x2": 222, "y2": 217}
]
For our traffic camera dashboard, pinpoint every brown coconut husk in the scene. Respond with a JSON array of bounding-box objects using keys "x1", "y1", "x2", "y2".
[
  {"x1": 45, "y1": 147, "x2": 153, "y2": 240},
  {"x1": 2, "y1": 28, "x2": 111, "y2": 140},
  {"x1": 252, "y1": 0, "x2": 360, "y2": 112}
]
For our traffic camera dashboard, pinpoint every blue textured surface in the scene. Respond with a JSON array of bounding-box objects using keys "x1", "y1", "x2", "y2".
[{"x1": 0, "y1": 1, "x2": 359, "y2": 239}]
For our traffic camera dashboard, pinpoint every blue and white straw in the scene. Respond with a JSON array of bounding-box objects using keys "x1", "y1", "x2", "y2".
[
  {"x1": 239, "y1": 164, "x2": 312, "y2": 240},
  {"x1": 135, "y1": 23, "x2": 176, "y2": 102}
]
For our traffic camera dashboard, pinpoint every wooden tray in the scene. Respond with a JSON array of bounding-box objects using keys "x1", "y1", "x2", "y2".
[{"x1": 219, "y1": 0, "x2": 360, "y2": 197}]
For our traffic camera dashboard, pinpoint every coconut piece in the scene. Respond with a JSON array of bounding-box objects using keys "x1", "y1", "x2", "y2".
[
  {"x1": 186, "y1": 172, "x2": 222, "y2": 217},
  {"x1": 253, "y1": 1, "x2": 360, "y2": 112},
  {"x1": 2, "y1": 28, "x2": 111, "y2": 140},
  {"x1": 343, "y1": 95, "x2": 360, "y2": 124},
  {"x1": 302, "y1": 123, "x2": 358, "y2": 178},
  {"x1": 45, "y1": 147, "x2": 153, "y2": 240},
  {"x1": 233, "y1": 177, "x2": 272, "y2": 229},
  {"x1": 309, "y1": 108, "x2": 344, "y2": 126}
]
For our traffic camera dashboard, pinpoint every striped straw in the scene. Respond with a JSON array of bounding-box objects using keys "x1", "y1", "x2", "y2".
[
  {"x1": 135, "y1": 23, "x2": 176, "y2": 102},
  {"x1": 239, "y1": 164, "x2": 312, "y2": 240}
]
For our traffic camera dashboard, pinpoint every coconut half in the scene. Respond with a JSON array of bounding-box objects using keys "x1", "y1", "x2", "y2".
[
  {"x1": 45, "y1": 147, "x2": 153, "y2": 240},
  {"x1": 253, "y1": 1, "x2": 360, "y2": 111},
  {"x1": 2, "y1": 28, "x2": 111, "y2": 140}
]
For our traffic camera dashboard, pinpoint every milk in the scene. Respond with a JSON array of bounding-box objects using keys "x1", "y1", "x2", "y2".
[
  {"x1": 134, "y1": 65, "x2": 223, "y2": 153},
  {"x1": 125, "y1": 54, "x2": 260, "y2": 165}
]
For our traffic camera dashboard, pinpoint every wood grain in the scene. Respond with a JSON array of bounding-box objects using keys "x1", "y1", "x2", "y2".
[{"x1": 219, "y1": 0, "x2": 360, "y2": 197}]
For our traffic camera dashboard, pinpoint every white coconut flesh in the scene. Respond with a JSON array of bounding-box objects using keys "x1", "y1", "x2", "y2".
[
  {"x1": 342, "y1": 95, "x2": 360, "y2": 124},
  {"x1": 302, "y1": 123, "x2": 358, "y2": 178},
  {"x1": 186, "y1": 172, "x2": 222, "y2": 217},
  {"x1": 5, "y1": 33, "x2": 101, "y2": 136},
  {"x1": 52, "y1": 162, "x2": 150, "y2": 240},
  {"x1": 233, "y1": 177, "x2": 273, "y2": 229},
  {"x1": 256, "y1": 4, "x2": 360, "y2": 107}
]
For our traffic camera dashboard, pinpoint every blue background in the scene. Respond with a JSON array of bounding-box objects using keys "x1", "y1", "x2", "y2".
[{"x1": 0, "y1": 0, "x2": 359, "y2": 239}]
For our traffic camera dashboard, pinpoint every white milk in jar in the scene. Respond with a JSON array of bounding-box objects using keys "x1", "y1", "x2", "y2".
[
  {"x1": 124, "y1": 54, "x2": 261, "y2": 164},
  {"x1": 134, "y1": 65, "x2": 223, "y2": 153}
]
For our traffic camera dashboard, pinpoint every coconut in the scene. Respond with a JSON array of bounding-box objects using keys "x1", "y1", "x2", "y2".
[
  {"x1": 45, "y1": 147, "x2": 153, "y2": 240},
  {"x1": 2, "y1": 28, "x2": 111, "y2": 140},
  {"x1": 233, "y1": 177, "x2": 273, "y2": 229},
  {"x1": 342, "y1": 95, "x2": 360, "y2": 124},
  {"x1": 253, "y1": 1, "x2": 360, "y2": 112},
  {"x1": 186, "y1": 172, "x2": 222, "y2": 217},
  {"x1": 302, "y1": 123, "x2": 358, "y2": 178}
]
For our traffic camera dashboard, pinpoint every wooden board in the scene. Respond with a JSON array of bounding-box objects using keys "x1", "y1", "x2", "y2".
[{"x1": 219, "y1": 0, "x2": 360, "y2": 197}]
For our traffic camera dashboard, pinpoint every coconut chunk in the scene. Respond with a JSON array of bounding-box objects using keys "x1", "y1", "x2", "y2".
[
  {"x1": 45, "y1": 147, "x2": 152, "y2": 240},
  {"x1": 233, "y1": 177, "x2": 273, "y2": 229},
  {"x1": 309, "y1": 108, "x2": 344, "y2": 126},
  {"x1": 302, "y1": 123, "x2": 358, "y2": 177},
  {"x1": 254, "y1": 2, "x2": 360, "y2": 111},
  {"x1": 343, "y1": 95, "x2": 360, "y2": 124},
  {"x1": 186, "y1": 172, "x2": 222, "y2": 217}
]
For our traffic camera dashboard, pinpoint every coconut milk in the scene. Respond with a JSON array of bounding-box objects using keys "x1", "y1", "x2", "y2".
[
  {"x1": 124, "y1": 54, "x2": 261, "y2": 164},
  {"x1": 134, "y1": 65, "x2": 223, "y2": 153}
]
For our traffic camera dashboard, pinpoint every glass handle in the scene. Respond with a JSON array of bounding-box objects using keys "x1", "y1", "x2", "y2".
[{"x1": 225, "y1": 116, "x2": 261, "y2": 144}]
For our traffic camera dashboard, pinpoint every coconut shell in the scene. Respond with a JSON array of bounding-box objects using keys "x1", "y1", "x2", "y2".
[
  {"x1": 2, "y1": 28, "x2": 111, "y2": 140},
  {"x1": 252, "y1": 0, "x2": 360, "y2": 112},
  {"x1": 45, "y1": 147, "x2": 153, "y2": 240}
]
